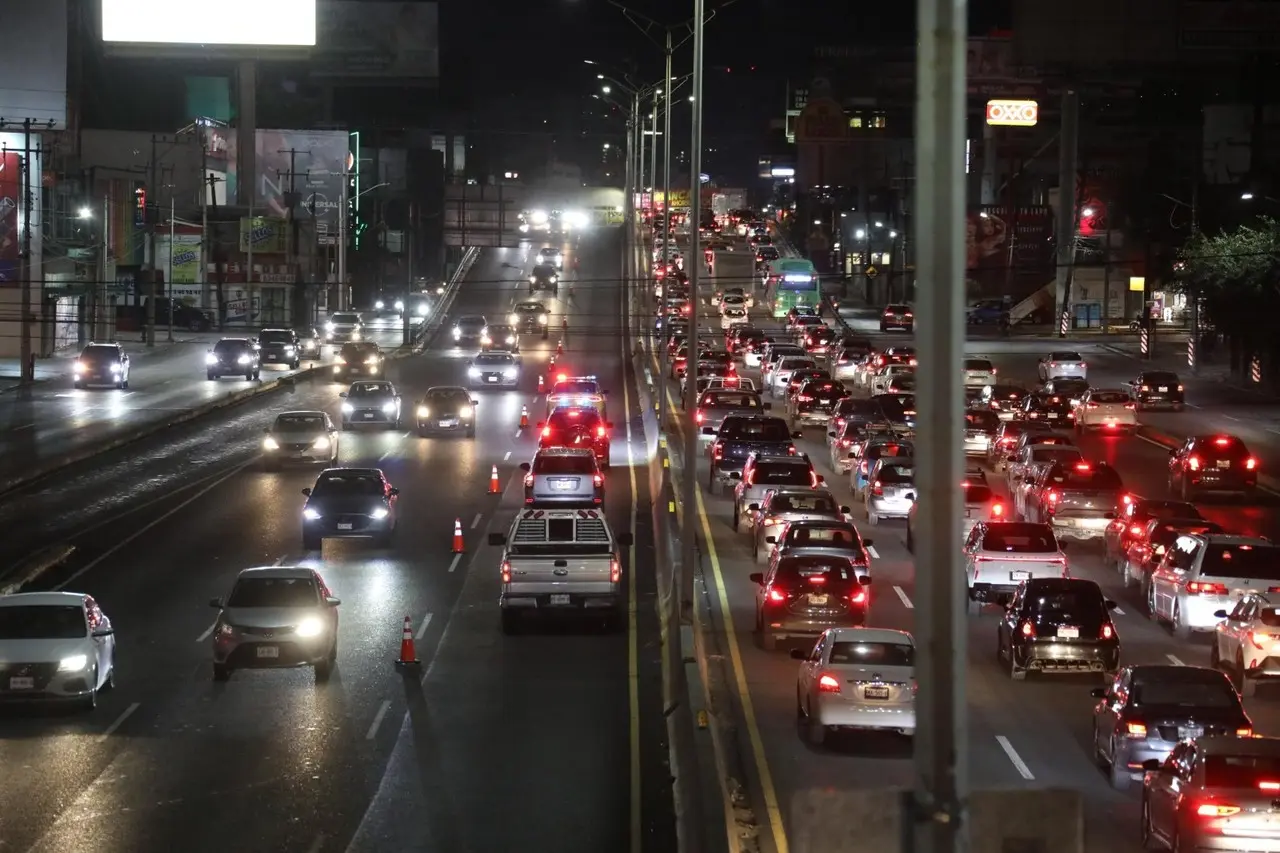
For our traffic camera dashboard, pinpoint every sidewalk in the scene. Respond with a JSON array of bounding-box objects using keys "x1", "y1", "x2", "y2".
[{"x1": 0, "y1": 332, "x2": 227, "y2": 392}]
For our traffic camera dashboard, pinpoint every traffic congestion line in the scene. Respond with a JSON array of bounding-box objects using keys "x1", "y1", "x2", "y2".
[
  {"x1": 447, "y1": 553, "x2": 462, "y2": 573},
  {"x1": 995, "y1": 735, "x2": 1035, "y2": 780}
]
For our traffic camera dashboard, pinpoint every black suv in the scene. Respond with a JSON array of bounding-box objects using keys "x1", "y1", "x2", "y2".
[
  {"x1": 74, "y1": 342, "x2": 131, "y2": 389},
  {"x1": 997, "y1": 577, "x2": 1120, "y2": 680},
  {"x1": 1130, "y1": 370, "x2": 1184, "y2": 411},
  {"x1": 529, "y1": 264, "x2": 559, "y2": 294},
  {"x1": 257, "y1": 328, "x2": 302, "y2": 369},
  {"x1": 206, "y1": 338, "x2": 261, "y2": 381}
]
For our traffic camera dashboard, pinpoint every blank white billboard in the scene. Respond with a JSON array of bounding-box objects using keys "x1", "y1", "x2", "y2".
[
  {"x1": 0, "y1": 0, "x2": 68, "y2": 128},
  {"x1": 102, "y1": 0, "x2": 316, "y2": 47}
]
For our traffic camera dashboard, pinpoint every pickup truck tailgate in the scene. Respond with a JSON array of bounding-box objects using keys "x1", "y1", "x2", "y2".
[
  {"x1": 975, "y1": 555, "x2": 1068, "y2": 585},
  {"x1": 507, "y1": 556, "x2": 615, "y2": 594}
]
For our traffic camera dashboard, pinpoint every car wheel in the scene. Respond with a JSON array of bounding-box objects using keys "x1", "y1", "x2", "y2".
[
  {"x1": 1109, "y1": 740, "x2": 1131, "y2": 790},
  {"x1": 213, "y1": 663, "x2": 231, "y2": 682},
  {"x1": 341, "y1": 420, "x2": 350, "y2": 431},
  {"x1": 806, "y1": 712, "x2": 827, "y2": 748},
  {"x1": 303, "y1": 535, "x2": 321, "y2": 551},
  {"x1": 500, "y1": 609, "x2": 521, "y2": 635},
  {"x1": 314, "y1": 657, "x2": 333, "y2": 682},
  {"x1": 906, "y1": 525, "x2": 914, "y2": 553},
  {"x1": 707, "y1": 470, "x2": 717, "y2": 495},
  {"x1": 731, "y1": 505, "x2": 740, "y2": 531},
  {"x1": 467, "y1": 428, "x2": 476, "y2": 438},
  {"x1": 1120, "y1": 561, "x2": 1135, "y2": 589},
  {"x1": 73, "y1": 380, "x2": 82, "y2": 389},
  {"x1": 291, "y1": 360, "x2": 300, "y2": 370},
  {"x1": 81, "y1": 666, "x2": 99, "y2": 710},
  {"x1": 867, "y1": 509, "x2": 880, "y2": 526},
  {"x1": 1007, "y1": 647, "x2": 1026, "y2": 681},
  {"x1": 1144, "y1": 577, "x2": 1158, "y2": 618},
  {"x1": 967, "y1": 598, "x2": 982, "y2": 616},
  {"x1": 1172, "y1": 602, "x2": 1191, "y2": 640},
  {"x1": 379, "y1": 530, "x2": 395, "y2": 548},
  {"x1": 1180, "y1": 479, "x2": 1193, "y2": 502},
  {"x1": 761, "y1": 630, "x2": 778, "y2": 651},
  {"x1": 1140, "y1": 797, "x2": 1157, "y2": 850}
]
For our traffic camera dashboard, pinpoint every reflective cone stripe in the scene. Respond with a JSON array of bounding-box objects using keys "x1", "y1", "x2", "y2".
[
  {"x1": 396, "y1": 615, "x2": 419, "y2": 666},
  {"x1": 452, "y1": 518, "x2": 465, "y2": 553},
  {"x1": 489, "y1": 465, "x2": 501, "y2": 494},
  {"x1": 520, "y1": 406, "x2": 530, "y2": 428}
]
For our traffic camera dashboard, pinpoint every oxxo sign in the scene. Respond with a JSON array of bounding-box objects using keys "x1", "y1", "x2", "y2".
[{"x1": 985, "y1": 99, "x2": 1039, "y2": 127}]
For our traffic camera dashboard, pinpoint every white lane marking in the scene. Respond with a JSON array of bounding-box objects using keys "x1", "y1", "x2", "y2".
[
  {"x1": 513, "y1": 428, "x2": 522, "y2": 438},
  {"x1": 416, "y1": 612, "x2": 433, "y2": 640},
  {"x1": 365, "y1": 699, "x2": 391, "y2": 740},
  {"x1": 504, "y1": 451, "x2": 512, "y2": 461},
  {"x1": 272, "y1": 555, "x2": 288, "y2": 566},
  {"x1": 1167, "y1": 654, "x2": 1185, "y2": 666},
  {"x1": 98, "y1": 702, "x2": 140, "y2": 744},
  {"x1": 866, "y1": 545, "x2": 880, "y2": 559},
  {"x1": 470, "y1": 513, "x2": 482, "y2": 529},
  {"x1": 56, "y1": 462, "x2": 250, "y2": 590},
  {"x1": 995, "y1": 735, "x2": 1035, "y2": 780},
  {"x1": 195, "y1": 620, "x2": 218, "y2": 643},
  {"x1": 378, "y1": 448, "x2": 396, "y2": 461},
  {"x1": 448, "y1": 553, "x2": 462, "y2": 573},
  {"x1": 1112, "y1": 606, "x2": 1125, "y2": 616},
  {"x1": 892, "y1": 585, "x2": 913, "y2": 609},
  {"x1": 1223, "y1": 415, "x2": 1240, "y2": 422}
]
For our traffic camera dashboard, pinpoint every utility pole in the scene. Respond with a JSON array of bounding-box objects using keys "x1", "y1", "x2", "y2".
[
  {"x1": 658, "y1": 29, "x2": 673, "y2": 432},
  {"x1": 18, "y1": 119, "x2": 34, "y2": 380},
  {"x1": 97, "y1": 193, "x2": 110, "y2": 342},
  {"x1": 1054, "y1": 89, "x2": 1079, "y2": 338},
  {"x1": 168, "y1": 196, "x2": 175, "y2": 341},
  {"x1": 277, "y1": 147, "x2": 309, "y2": 330},
  {"x1": 145, "y1": 133, "x2": 159, "y2": 347},
  {"x1": 912, "y1": 0, "x2": 969, "y2": 850},
  {"x1": 649, "y1": 90, "x2": 658, "y2": 205}
]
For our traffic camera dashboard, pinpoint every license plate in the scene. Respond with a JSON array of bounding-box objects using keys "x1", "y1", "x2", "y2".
[
  {"x1": 863, "y1": 685, "x2": 890, "y2": 700},
  {"x1": 1158, "y1": 386, "x2": 1168, "y2": 392},
  {"x1": 487, "y1": 376, "x2": 499, "y2": 382},
  {"x1": 551, "y1": 480, "x2": 575, "y2": 490},
  {"x1": 808, "y1": 593, "x2": 829, "y2": 605},
  {"x1": 1010, "y1": 571, "x2": 1031, "y2": 581},
  {"x1": 363, "y1": 412, "x2": 375, "y2": 419},
  {"x1": 1047, "y1": 413, "x2": 1058, "y2": 419},
  {"x1": 1217, "y1": 460, "x2": 1230, "y2": 469},
  {"x1": 438, "y1": 419, "x2": 456, "y2": 427},
  {"x1": 8, "y1": 676, "x2": 33, "y2": 690},
  {"x1": 550, "y1": 594, "x2": 571, "y2": 606},
  {"x1": 338, "y1": 522, "x2": 354, "y2": 530},
  {"x1": 1178, "y1": 726, "x2": 1203, "y2": 739},
  {"x1": 256, "y1": 646, "x2": 279, "y2": 659},
  {"x1": 1057, "y1": 626, "x2": 1080, "y2": 639}
]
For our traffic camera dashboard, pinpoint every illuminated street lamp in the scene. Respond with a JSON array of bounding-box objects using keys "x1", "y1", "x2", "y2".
[{"x1": 77, "y1": 206, "x2": 93, "y2": 219}]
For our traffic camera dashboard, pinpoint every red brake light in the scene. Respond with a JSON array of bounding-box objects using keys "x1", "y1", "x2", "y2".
[
  {"x1": 1074, "y1": 462, "x2": 1092, "y2": 471},
  {"x1": 1100, "y1": 623, "x2": 1114, "y2": 640},
  {"x1": 766, "y1": 586, "x2": 786, "y2": 603},
  {"x1": 1214, "y1": 436, "x2": 1232, "y2": 446},
  {"x1": 1129, "y1": 525, "x2": 1144, "y2": 536},
  {"x1": 597, "y1": 425, "x2": 607, "y2": 438},
  {"x1": 807, "y1": 575, "x2": 827, "y2": 584},
  {"x1": 1259, "y1": 781, "x2": 1280, "y2": 792},
  {"x1": 797, "y1": 394, "x2": 812, "y2": 402},
  {"x1": 1246, "y1": 457, "x2": 1259, "y2": 470},
  {"x1": 1186, "y1": 580, "x2": 1228, "y2": 595},
  {"x1": 1197, "y1": 803, "x2": 1242, "y2": 817},
  {"x1": 818, "y1": 673, "x2": 841, "y2": 693},
  {"x1": 695, "y1": 410, "x2": 705, "y2": 423},
  {"x1": 1126, "y1": 721, "x2": 1147, "y2": 736},
  {"x1": 991, "y1": 502, "x2": 1004, "y2": 517},
  {"x1": 871, "y1": 481, "x2": 883, "y2": 496},
  {"x1": 610, "y1": 559, "x2": 621, "y2": 583},
  {"x1": 850, "y1": 589, "x2": 867, "y2": 605},
  {"x1": 557, "y1": 373, "x2": 567, "y2": 382},
  {"x1": 809, "y1": 470, "x2": 820, "y2": 488},
  {"x1": 1047, "y1": 490, "x2": 1060, "y2": 504},
  {"x1": 541, "y1": 427, "x2": 552, "y2": 437},
  {"x1": 501, "y1": 560, "x2": 512, "y2": 584},
  {"x1": 1188, "y1": 455, "x2": 1201, "y2": 471},
  {"x1": 593, "y1": 473, "x2": 605, "y2": 487},
  {"x1": 1020, "y1": 620, "x2": 1035, "y2": 637},
  {"x1": 523, "y1": 473, "x2": 533, "y2": 487}
]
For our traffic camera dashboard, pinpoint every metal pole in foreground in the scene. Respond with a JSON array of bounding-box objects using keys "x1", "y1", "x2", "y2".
[
  {"x1": 1053, "y1": 89, "x2": 1079, "y2": 338},
  {"x1": 912, "y1": 0, "x2": 968, "y2": 848},
  {"x1": 19, "y1": 120, "x2": 33, "y2": 382},
  {"x1": 650, "y1": 91, "x2": 659, "y2": 208},
  {"x1": 658, "y1": 32, "x2": 674, "y2": 435},
  {"x1": 681, "y1": 0, "x2": 705, "y2": 602}
]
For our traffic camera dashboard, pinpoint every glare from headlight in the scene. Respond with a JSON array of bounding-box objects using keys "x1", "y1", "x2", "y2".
[
  {"x1": 375, "y1": 300, "x2": 385, "y2": 309},
  {"x1": 326, "y1": 322, "x2": 336, "y2": 332},
  {"x1": 335, "y1": 356, "x2": 346, "y2": 365},
  {"x1": 460, "y1": 405, "x2": 474, "y2": 418},
  {"x1": 313, "y1": 437, "x2": 331, "y2": 450},
  {"x1": 538, "y1": 315, "x2": 548, "y2": 324},
  {"x1": 284, "y1": 346, "x2": 295, "y2": 353},
  {"x1": 467, "y1": 367, "x2": 480, "y2": 377},
  {"x1": 416, "y1": 304, "x2": 429, "y2": 317},
  {"x1": 205, "y1": 353, "x2": 218, "y2": 365},
  {"x1": 452, "y1": 327, "x2": 462, "y2": 339},
  {"x1": 263, "y1": 436, "x2": 280, "y2": 450},
  {"x1": 110, "y1": 363, "x2": 122, "y2": 373},
  {"x1": 417, "y1": 405, "x2": 429, "y2": 418},
  {"x1": 503, "y1": 368, "x2": 516, "y2": 379},
  {"x1": 365, "y1": 356, "x2": 379, "y2": 365},
  {"x1": 394, "y1": 300, "x2": 404, "y2": 311},
  {"x1": 505, "y1": 336, "x2": 516, "y2": 345},
  {"x1": 370, "y1": 507, "x2": 390, "y2": 520},
  {"x1": 529, "y1": 276, "x2": 537, "y2": 284},
  {"x1": 436, "y1": 285, "x2": 445, "y2": 294},
  {"x1": 381, "y1": 402, "x2": 396, "y2": 414},
  {"x1": 550, "y1": 275, "x2": 558, "y2": 283},
  {"x1": 342, "y1": 403, "x2": 354, "y2": 414},
  {"x1": 508, "y1": 313, "x2": 518, "y2": 324},
  {"x1": 481, "y1": 335, "x2": 492, "y2": 345},
  {"x1": 303, "y1": 508, "x2": 321, "y2": 520},
  {"x1": 58, "y1": 654, "x2": 88, "y2": 672},
  {"x1": 295, "y1": 618, "x2": 324, "y2": 638},
  {"x1": 237, "y1": 354, "x2": 251, "y2": 365}
]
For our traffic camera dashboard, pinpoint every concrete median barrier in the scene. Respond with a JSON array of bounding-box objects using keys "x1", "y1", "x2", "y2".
[{"x1": 0, "y1": 543, "x2": 76, "y2": 594}]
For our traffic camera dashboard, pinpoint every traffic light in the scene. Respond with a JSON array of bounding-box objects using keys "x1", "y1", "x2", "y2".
[{"x1": 134, "y1": 182, "x2": 147, "y2": 227}]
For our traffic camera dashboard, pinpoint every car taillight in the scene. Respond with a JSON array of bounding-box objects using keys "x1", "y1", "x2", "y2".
[
  {"x1": 1124, "y1": 403, "x2": 1136, "y2": 410},
  {"x1": 597, "y1": 425, "x2": 607, "y2": 438},
  {"x1": 809, "y1": 470, "x2": 820, "y2": 488},
  {"x1": 797, "y1": 394, "x2": 812, "y2": 402},
  {"x1": 991, "y1": 502, "x2": 1004, "y2": 517},
  {"x1": 805, "y1": 337, "x2": 812, "y2": 345},
  {"x1": 766, "y1": 586, "x2": 787, "y2": 603},
  {"x1": 1246, "y1": 457, "x2": 1259, "y2": 470},
  {"x1": 523, "y1": 474, "x2": 533, "y2": 487},
  {"x1": 904, "y1": 312, "x2": 913, "y2": 318},
  {"x1": 1001, "y1": 436, "x2": 1016, "y2": 444},
  {"x1": 787, "y1": 444, "x2": 798, "y2": 455},
  {"x1": 1188, "y1": 455, "x2": 1201, "y2": 470},
  {"x1": 1046, "y1": 490, "x2": 1060, "y2": 505},
  {"x1": 610, "y1": 559, "x2": 621, "y2": 583},
  {"x1": 839, "y1": 438, "x2": 851, "y2": 447},
  {"x1": 1197, "y1": 803, "x2": 1242, "y2": 818},
  {"x1": 871, "y1": 481, "x2": 884, "y2": 496},
  {"x1": 1125, "y1": 720, "x2": 1147, "y2": 736},
  {"x1": 1019, "y1": 620, "x2": 1035, "y2": 637},
  {"x1": 501, "y1": 560, "x2": 512, "y2": 584},
  {"x1": 1186, "y1": 580, "x2": 1228, "y2": 595},
  {"x1": 695, "y1": 410, "x2": 705, "y2": 423},
  {"x1": 1100, "y1": 623, "x2": 1114, "y2": 640},
  {"x1": 541, "y1": 427, "x2": 552, "y2": 438},
  {"x1": 594, "y1": 473, "x2": 605, "y2": 487},
  {"x1": 1085, "y1": 403, "x2": 1099, "y2": 409},
  {"x1": 818, "y1": 673, "x2": 841, "y2": 693},
  {"x1": 712, "y1": 444, "x2": 723, "y2": 460},
  {"x1": 850, "y1": 589, "x2": 868, "y2": 605}
]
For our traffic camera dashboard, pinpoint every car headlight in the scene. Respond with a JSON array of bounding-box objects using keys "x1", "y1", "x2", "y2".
[
  {"x1": 335, "y1": 356, "x2": 346, "y2": 365},
  {"x1": 556, "y1": 254, "x2": 563, "y2": 263},
  {"x1": 505, "y1": 336, "x2": 516, "y2": 345},
  {"x1": 284, "y1": 345, "x2": 295, "y2": 354},
  {"x1": 342, "y1": 403, "x2": 354, "y2": 414},
  {"x1": 460, "y1": 405, "x2": 474, "y2": 418},
  {"x1": 452, "y1": 327, "x2": 462, "y2": 339},
  {"x1": 237, "y1": 354, "x2": 251, "y2": 365},
  {"x1": 550, "y1": 275, "x2": 558, "y2": 283},
  {"x1": 481, "y1": 335, "x2": 492, "y2": 345},
  {"x1": 417, "y1": 405, "x2": 429, "y2": 418},
  {"x1": 295, "y1": 617, "x2": 324, "y2": 638},
  {"x1": 416, "y1": 304, "x2": 429, "y2": 317},
  {"x1": 303, "y1": 508, "x2": 321, "y2": 521},
  {"x1": 73, "y1": 360, "x2": 85, "y2": 374},
  {"x1": 503, "y1": 368, "x2": 516, "y2": 378},
  {"x1": 370, "y1": 507, "x2": 390, "y2": 520},
  {"x1": 325, "y1": 322, "x2": 336, "y2": 332},
  {"x1": 351, "y1": 329, "x2": 361, "y2": 340},
  {"x1": 58, "y1": 654, "x2": 89, "y2": 672},
  {"x1": 394, "y1": 300, "x2": 404, "y2": 312},
  {"x1": 313, "y1": 436, "x2": 331, "y2": 450},
  {"x1": 529, "y1": 276, "x2": 537, "y2": 284},
  {"x1": 110, "y1": 363, "x2": 122, "y2": 373},
  {"x1": 365, "y1": 357, "x2": 379, "y2": 365},
  {"x1": 375, "y1": 300, "x2": 385, "y2": 309},
  {"x1": 205, "y1": 353, "x2": 218, "y2": 365},
  {"x1": 508, "y1": 313, "x2": 518, "y2": 324},
  {"x1": 538, "y1": 315, "x2": 547, "y2": 324},
  {"x1": 381, "y1": 402, "x2": 397, "y2": 414},
  {"x1": 263, "y1": 436, "x2": 280, "y2": 450},
  {"x1": 467, "y1": 367, "x2": 480, "y2": 377}
]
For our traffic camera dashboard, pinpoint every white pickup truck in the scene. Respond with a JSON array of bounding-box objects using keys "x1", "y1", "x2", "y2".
[
  {"x1": 964, "y1": 521, "x2": 1069, "y2": 615},
  {"x1": 489, "y1": 508, "x2": 633, "y2": 633}
]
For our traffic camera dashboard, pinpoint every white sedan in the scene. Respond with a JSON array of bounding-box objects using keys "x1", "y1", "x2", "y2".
[
  {"x1": 720, "y1": 294, "x2": 749, "y2": 314},
  {"x1": 1074, "y1": 388, "x2": 1138, "y2": 433},
  {"x1": 0, "y1": 591, "x2": 117, "y2": 709},
  {"x1": 792, "y1": 626, "x2": 916, "y2": 747},
  {"x1": 870, "y1": 365, "x2": 915, "y2": 395},
  {"x1": 721, "y1": 307, "x2": 749, "y2": 330}
]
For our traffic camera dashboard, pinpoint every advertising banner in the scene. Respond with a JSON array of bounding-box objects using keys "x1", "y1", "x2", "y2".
[
  {"x1": 312, "y1": 2, "x2": 439, "y2": 80},
  {"x1": 254, "y1": 130, "x2": 347, "y2": 234},
  {"x1": 101, "y1": 0, "x2": 316, "y2": 47},
  {"x1": 966, "y1": 205, "x2": 1055, "y2": 299},
  {"x1": 239, "y1": 217, "x2": 289, "y2": 254},
  {"x1": 0, "y1": 153, "x2": 20, "y2": 284},
  {"x1": 2, "y1": 0, "x2": 68, "y2": 128},
  {"x1": 164, "y1": 234, "x2": 202, "y2": 285}
]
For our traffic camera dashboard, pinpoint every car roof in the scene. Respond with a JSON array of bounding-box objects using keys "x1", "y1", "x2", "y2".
[
  {"x1": 826, "y1": 626, "x2": 913, "y2": 646},
  {"x1": 535, "y1": 447, "x2": 595, "y2": 457},
  {"x1": 1022, "y1": 577, "x2": 1100, "y2": 592},
  {"x1": 217, "y1": 337, "x2": 254, "y2": 344},
  {"x1": 318, "y1": 466, "x2": 383, "y2": 477},
  {"x1": 233, "y1": 566, "x2": 320, "y2": 581},
  {"x1": 277, "y1": 410, "x2": 329, "y2": 418},
  {"x1": 1129, "y1": 663, "x2": 1225, "y2": 682},
  {"x1": 0, "y1": 591, "x2": 88, "y2": 608},
  {"x1": 1196, "y1": 735, "x2": 1280, "y2": 757}
]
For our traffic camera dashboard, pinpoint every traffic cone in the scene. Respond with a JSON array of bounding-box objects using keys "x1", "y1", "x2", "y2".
[
  {"x1": 395, "y1": 615, "x2": 419, "y2": 667},
  {"x1": 452, "y1": 518, "x2": 465, "y2": 553},
  {"x1": 489, "y1": 464, "x2": 501, "y2": 494},
  {"x1": 556, "y1": 339, "x2": 564, "y2": 356},
  {"x1": 537, "y1": 375, "x2": 545, "y2": 394},
  {"x1": 519, "y1": 406, "x2": 530, "y2": 428}
]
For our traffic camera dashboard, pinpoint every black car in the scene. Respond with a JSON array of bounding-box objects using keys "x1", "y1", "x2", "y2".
[
  {"x1": 301, "y1": 467, "x2": 399, "y2": 550},
  {"x1": 1168, "y1": 434, "x2": 1259, "y2": 499},
  {"x1": 986, "y1": 384, "x2": 1029, "y2": 419},
  {"x1": 880, "y1": 303, "x2": 914, "y2": 332},
  {"x1": 257, "y1": 328, "x2": 302, "y2": 369},
  {"x1": 416, "y1": 386, "x2": 478, "y2": 437},
  {"x1": 750, "y1": 554, "x2": 871, "y2": 650},
  {"x1": 510, "y1": 301, "x2": 549, "y2": 338},
  {"x1": 482, "y1": 324, "x2": 520, "y2": 353},
  {"x1": 529, "y1": 263, "x2": 559, "y2": 294},
  {"x1": 1131, "y1": 370, "x2": 1185, "y2": 411},
  {"x1": 206, "y1": 338, "x2": 260, "y2": 380},
  {"x1": 73, "y1": 342, "x2": 131, "y2": 389},
  {"x1": 1042, "y1": 377, "x2": 1090, "y2": 406},
  {"x1": 332, "y1": 342, "x2": 384, "y2": 381},
  {"x1": 1020, "y1": 392, "x2": 1073, "y2": 427},
  {"x1": 997, "y1": 578, "x2": 1120, "y2": 680},
  {"x1": 452, "y1": 315, "x2": 488, "y2": 345}
]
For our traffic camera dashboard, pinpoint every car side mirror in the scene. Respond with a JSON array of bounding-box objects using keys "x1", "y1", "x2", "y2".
[
  {"x1": 617, "y1": 532, "x2": 634, "y2": 546},
  {"x1": 301, "y1": 487, "x2": 312, "y2": 496},
  {"x1": 519, "y1": 462, "x2": 531, "y2": 472},
  {"x1": 1106, "y1": 600, "x2": 1118, "y2": 610},
  {"x1": 1169, "y1": 449, "x2": 1177, "y2": 457},
  {"x1": 389, "y1": 487, "x2": 400, "y2": 497},
  {"x1": 789, "y1": 649, "x2": 809, "y2": 661},
  {"x1": 747, "y1": 503, "x2": 760, "y2": 512},
  {"x1": 472, "y1": 399, "x2": 479, "y2": 406},
  {"x1": 536, "y1": 421, "x2": 546, "y2": 429},
  {"x1": 765, "y1": 535, "x2": 777, "y2": 544},
  {"x1": 325, "y1": 597, "x2": 341, "y2": 607},
  {"x1": 209, "y1": 598, "x2": 223, "y2": 609},
  {"x1": 1090, "y1": 687, "x2": 1107, "y2": 699},
  {"x1": 827, "y1": 431, "x2": 837, "y2": 438},
  {"x1": 862, "y1": 538, "x2": 874, "y2": 548},
  {"x1": 815, "y1": 475, "x2": 825, "y2": 484},
  {"x1": 338, "y1": 392, "x2": 348, "y2": 398},
  {"x1": 488, "y1": 532, "x2": 507, "y2": 547},
  {"x1": 728, "y1": 471, "x2": 742, "y2": 480},
  {"x1": 749, "y1": 572, "x2": 765, "y2": 585},
  {"x1": 93, "y1": 628, "x2": 115, "y2": 637},
  {"x1": 1214, "y1": 609, "x2": 1229, "y2": 618}
]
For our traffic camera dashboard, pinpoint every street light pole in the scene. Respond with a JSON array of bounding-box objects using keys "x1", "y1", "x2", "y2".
[
  {"x1": 658, "y1": 30, "x2": 673, "y2": 431},
  {"x1": 649, "y1": 90, "x2": 659, "y2": 206}
]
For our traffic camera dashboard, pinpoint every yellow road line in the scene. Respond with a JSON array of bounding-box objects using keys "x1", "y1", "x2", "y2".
[{"x1": 623, "y1": 285, "x2": 643, "y2": 853}]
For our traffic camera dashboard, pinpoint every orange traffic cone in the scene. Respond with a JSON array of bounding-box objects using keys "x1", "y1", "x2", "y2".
[
  {"x1": 489, "y1": 464, "x2": 501, "y2": 494},
  {"x1": 395, "y1": 615, "x2": 419, "y2": 667},
  {"x1": 452, "y1": 518, "x2": 465, "y2": 553},
  {"x1": 519, "y1": 406, "x2": 530, "y2": 428},
  {"x1": 556, "y1": 340, "x2": 564, "y2": 356},
  {"x1": 537, "y1": 375, "x2": 545, "y2": 394}
]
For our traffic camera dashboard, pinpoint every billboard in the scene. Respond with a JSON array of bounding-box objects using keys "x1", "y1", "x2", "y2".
[
  {"x1": 312, "y1": 2, "x2": 439, "y2": 80},
  {"x1": 0, "y1": 0, "x2": 68, "y2": 129},
  {"x1": 966, "y1": 205, "x2": 1055, "y2": 299},
  {"x1": 160, "y1": 233, "x2": 202, "y2": 285},
  {"x1": 240, "y1": 217, "x2": 289, "y2": 254},
  {"x1": 102, "y1": 0, "x2": 315, "y2": 47},
  {"x1": 0, "y1": 154, "x2": 20, "y2": 283},
  {"x1": 210, "y1": 130, "x2": 347, "y2": 236}
]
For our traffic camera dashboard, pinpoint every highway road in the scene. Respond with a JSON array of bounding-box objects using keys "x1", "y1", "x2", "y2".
[
  {"x1": 649, "y1": 235, "x2": 1280, "y2": 853},
  {"x1": 0, "y1": 315, "x2": 411, "y2": 488},
  {"x1": 0, "y1": 233, "x2": 674, "y2": 853}
]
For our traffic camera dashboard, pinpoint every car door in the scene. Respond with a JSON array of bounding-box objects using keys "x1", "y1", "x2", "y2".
[
  {"x1": 1094, "y1": 667, "x2": 1130, "y2": 752},
  {"x1": 1151, "y1": 543, "x2": 1189, "y2": 620},
  {"x1": 1150, "y1": 742, "x2": 1195, "y2": 835},
  {"x1": 798, "y1": 633, "x2": 826, "y2": 700},
  {"x1": 998, "y1": 584, "x2": 1025, "y2": 649},
  {"x1": 1216, "y1": 596, "x2": 1253, "y2": 667}
]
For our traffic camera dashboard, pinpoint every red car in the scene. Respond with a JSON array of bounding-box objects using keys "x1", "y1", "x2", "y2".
[{"x1": 538, "y1": 407, "x2": 612, "y2": 468}]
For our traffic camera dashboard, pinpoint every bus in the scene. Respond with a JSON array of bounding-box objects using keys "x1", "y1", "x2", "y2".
[{"x1": 762, "y1": 258, "x2": 820, "y2": 318}]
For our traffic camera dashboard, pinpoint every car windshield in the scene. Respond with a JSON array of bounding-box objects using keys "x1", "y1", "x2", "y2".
[
  {"x1": 1204, "y1": 754, "x2": 1280, "y2": 788},
  {"x1": 753, "y1": 462, "x2": 811, "y2": 484},
  {"x1": 549, "y1": 410, "x2": 602, "y2": 430},
  {"x1": 1031, "y1": 447, "x2": 1083, "y2": 464},
  {"x1": 1131, "y1": 676, "x2": 1238, "y2": 709},
  {"x1": 552, "y1": 381, "x2": 598, "y2": 395},
  {"x1": 533, "y1": 265, "x2": 555, "y2": 276},
  {"x1": 1027, "y1": 589, "x2": 1105, "y2": 616},
  {"x1": 275, "y1": 413, "x2": 326, "y2": 430},
  {"x1": 1201, "y1": 545, "x2": 1280, "y2": 580},
  {"x1": 330, "y1": 313, "x2": 359, "y2": 325},
  {"x1": 769, "y1": 493, "x2": 837, "y2": 514},
  {"x1": 964, "y1": 359, "x2": 993, "y2": 371},
  {"x1": 475, "y1": 354, "x2": 514, "y2": 365},
  {"x1": 340, "y1": 344, "x2": 376, "y2": 358},
  {"x1": 1052, "y1": 379, "x2": 1089, "y2": 393},
  {"x1": 720, "y1": 418, "x2": 790, "y2": 441},
  {"x1": 348, "y1": 383, "x2": 392, "y2": 397},
  {"x1": 982, "y1": 524, "x2": 1058, "y2": 553},
  {"x1": 259, "y1": 330, "x2": 292, "y2": 343},
  {"x1": 1048, "y1": 351, "x2": 1082, "y2": 361},
  {"x1": 1047, "y1": 464, "x2": 1123, "y2": 489},
  {"x1": 425, "y1": 389, "x2": 467, "y2": 404},
  {"x1": 0, "y1": 605, "x2": 85, "y2": 639},
  {"x1": 775, "y1": 556, "x2": 862, "y2": 585},
  {"x1": 458, "y1": 316, "x2": 485, "y2": 326},
  {"x1": 829, "y1": 641, "x2": 913, "y2": 667},
  {"x1": 1142, "y1": 372, "x2": 1179, "y2": 384},
  {"x1": 785, "y1": 526, "x2": 860, "y2": 547},
  {"x1": 227, "y1": 577, "x2": 320, "y2": 608},
  {"x1": 704, "y1": 392, "x2": 760, "y2": 409},
  {"x1": 965, "y1": 412, "x2": 999, "y2": 431},
  {"x1": 1030, "y1": 394, "x2": 1069, "y2": 408},
  {"x1": 533, "y1": 454, "x2": 596, "y2": 474},
  {"x1": 214, "y1": 340, "x2": 251, "y2": 353},
  {"x1": 1197, "y1": 437, "x2": 1250, "y2": 459},
  {"x1": 516, "y1": 303, "x2": 543, "y2": 313},
  {"x1": 82, "y1": 345, "x2": 119, "y2": 362},
  {"x1": 877, "y1": 464, "x2": 913, "y2": 484},
  {"x1": 965, "y1": 485, "x2": 995, "y2": 504},
  {"x1": 1091, "y1": 391, "x2": 1130, "y2": 404},
  {"x1": 313, "y1": 473, "x2": 384, "y2": 497}
]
